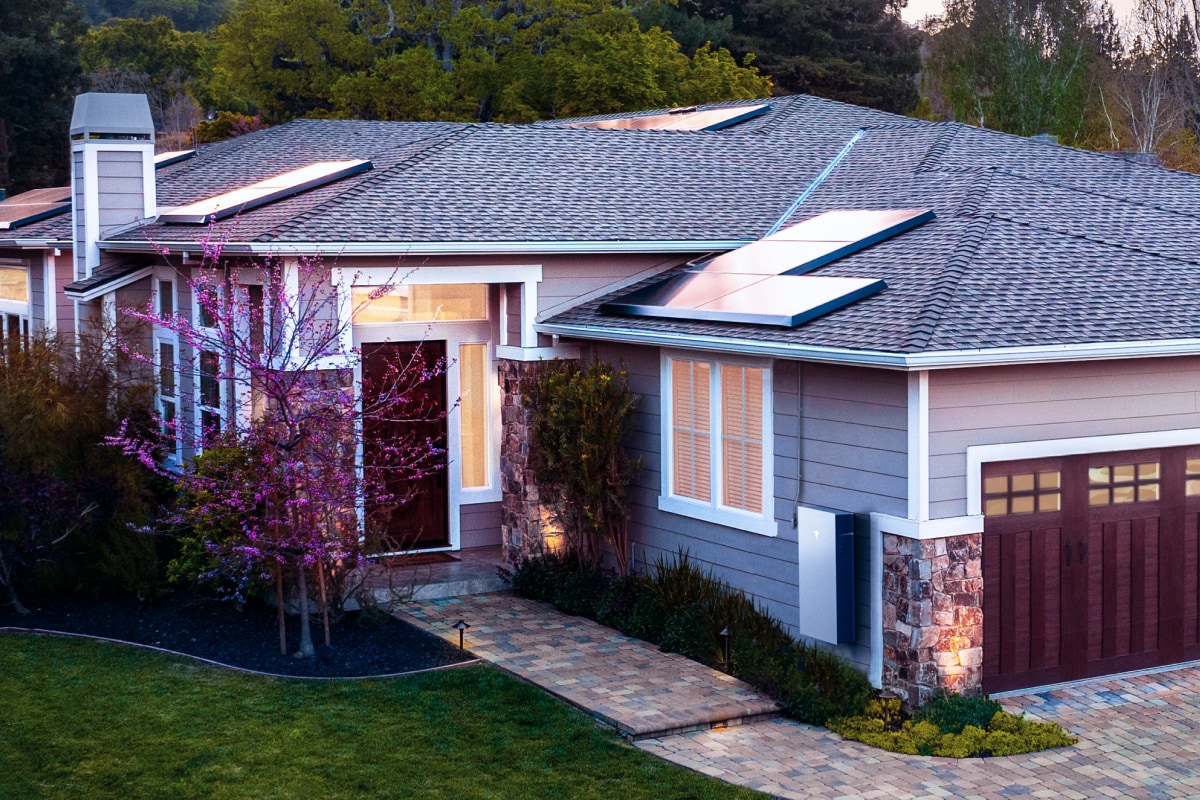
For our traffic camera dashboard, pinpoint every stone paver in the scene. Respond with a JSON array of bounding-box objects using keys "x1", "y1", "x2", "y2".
[
  {"x1": 401, "y1": 593, "x2": 780, "y2": 738},
  {"x1": 403, "y1": 592, "x2": 1200, "y2": 798},
  {"x1": 639, "y1": 666, "x2": 1200, "y2": 799}
]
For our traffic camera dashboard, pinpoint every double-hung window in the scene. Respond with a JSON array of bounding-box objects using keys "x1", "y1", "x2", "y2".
[
  {"x1": 153, "y1": 278, "x2": 182, "y2": 463},
  {"x1": 0, "y1": 263, "x2": 31, "y2": 358},
  {"x1": 660, "y1": 352, "x2": 775, "y2": 535}
]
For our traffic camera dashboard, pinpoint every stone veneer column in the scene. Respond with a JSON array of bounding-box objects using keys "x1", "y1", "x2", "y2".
[
  {"x1": 498, "y1": 358, "x2": 569, "y2": 565},
  {"x1": 882, "y1": 532, "x2": 984, "y2": 706}
]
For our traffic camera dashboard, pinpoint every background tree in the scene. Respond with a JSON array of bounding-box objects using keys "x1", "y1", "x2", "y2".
[
  {"x1": 645, "y1": 0, "x2": 923, "y2": 113},
  {"x1": 113, "y1": 249, "x2": 447, "y2": 658},
  {"x1": 0, "y1": 0, "x2": 85, "y2": 193},
  {"x1": 72, "y1": 0, "x2": 232, "y2": 32}
]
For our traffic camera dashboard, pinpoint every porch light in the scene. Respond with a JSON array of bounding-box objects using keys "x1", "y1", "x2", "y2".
[{"x1": 453, "y1": 619, "x2": 470, "y2": 650}]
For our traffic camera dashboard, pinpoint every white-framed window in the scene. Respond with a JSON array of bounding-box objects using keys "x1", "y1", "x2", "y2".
[
  {"x1": 193, "y1": 280, "x2": 226, "y2": 446},
  {"x1": 660, "y1": 351, "x2": 776, "y2": 536},
  {"x1": 154, "y1": 278, "x2": 181, "y2": 463},
  {"x1": 0, "y1": 264, "x2": 31, "y2": 357}
]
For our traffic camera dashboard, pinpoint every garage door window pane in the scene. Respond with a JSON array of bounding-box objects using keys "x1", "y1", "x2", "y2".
[
  {"x1": 1090, "y1": 461, "x2": 1158, "y2": 505},
  {"x1": 1039, "y1": 493, "x2": 1061, "y2": 512},
  {"x1": 984, "y1": 469, "x2": 1060, "y2": 517},
  {"x1": 1011, "y1": 495, "x2": 1036, "y2": 514},
  {"x1": 1186, "y1": 460, "x2": 1200, "y2": 496}
]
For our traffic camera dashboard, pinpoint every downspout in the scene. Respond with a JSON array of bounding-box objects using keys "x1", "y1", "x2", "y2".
[{"x1": 764, "y1": 128, "x2": 865, "y2": 237}]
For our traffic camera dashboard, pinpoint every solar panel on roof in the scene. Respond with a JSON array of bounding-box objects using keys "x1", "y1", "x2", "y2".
[
  {"x1": 0, "y1": 187, "x2": 71, "y2": 230},
  {"x1": 571, "y1": 104, "x2": 769, "y2": 132},
  {"x1": 600, "y1": 207, "x2": 933, "y2": 327},
  {"x1": 159, "y1": 159, "x2": 372, "y2": 224}
]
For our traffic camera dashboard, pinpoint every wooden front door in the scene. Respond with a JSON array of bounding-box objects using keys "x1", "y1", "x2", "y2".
[
  {"x1": 361, "y1": 341, "x2": 449, "y2": 552},
  {"x1": 983, "y1": 449, "x2": 1176, "y2": 693}
]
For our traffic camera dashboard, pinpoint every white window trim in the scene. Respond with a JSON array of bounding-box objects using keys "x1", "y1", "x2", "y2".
[
  {"x1": 659, "y1": 350, "x2": 777, "y2": 537},
  {"x1": 193, "y1": 281, "x2": 227, "y2": 444}
]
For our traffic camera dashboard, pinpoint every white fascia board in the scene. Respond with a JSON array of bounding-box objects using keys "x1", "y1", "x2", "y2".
[
  {"x1": 538, "y1": 322, "x2": 1200, "y2": 371},
  {"x1": 98, "y1": 239, "x2": 750, "y2": 257}
]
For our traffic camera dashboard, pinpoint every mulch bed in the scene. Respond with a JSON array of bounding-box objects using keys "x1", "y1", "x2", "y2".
[{"x1": 0, "y1": 593, "x2": 474, "y2": 678}]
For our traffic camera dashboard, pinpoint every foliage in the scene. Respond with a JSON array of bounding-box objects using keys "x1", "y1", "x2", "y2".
[
  {"x1": 72, "y1": 0, "x2": 233, "y2": 32},
  {"x1": 0, "y1": 0, "x2": 85, "y2": 193},
  {"x1": 526, "y1": 358, "x2": 640, "y2": 574},
  {"x1": 214, "y1": 0, "x2": 770, "y2": 123},
  {"x1": 780, "y1": 640, "x2": 874, "y2": 725},
  {"x1": 915, "y1": 687, "x2": 1003, "y2": 734},
  {"x1": 193, "y1": 110, "x2": 265, "y2": 142},
  {"x1": 0, "y1": 636, "x2": 762, "y2": 799},
  {"x1": 0, "y1": 330, "x2": 167, "y2": 612},
  {"x1": 922, "y1": 0, "x2": 1113, "y2": 143},
  {"x1": 110, "y1": 240, "x2": 446, "y2": 657},
  {"x1": 829, "y1": 704, "x2": 1077, "y2": 757},
  {"x1": 655, "y1": 0, "x2": 922, "y2": 113}
]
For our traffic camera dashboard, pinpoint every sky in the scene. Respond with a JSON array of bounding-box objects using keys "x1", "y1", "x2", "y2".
[{"x1": 900, "y1": 0, "x2": 1140, "y2": 25}]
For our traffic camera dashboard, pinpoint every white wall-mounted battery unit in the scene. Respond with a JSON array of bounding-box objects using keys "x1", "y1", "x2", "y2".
[{"x1": 796, "y1": 504, "x2": 856, "y2": 645}]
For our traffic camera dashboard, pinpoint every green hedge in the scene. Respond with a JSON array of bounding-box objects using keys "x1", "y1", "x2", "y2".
[{"x1": 506, "y1": 553, "x2": 1077, "y2": 758}]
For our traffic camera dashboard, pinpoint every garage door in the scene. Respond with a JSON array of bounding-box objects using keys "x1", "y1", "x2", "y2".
[{"x1": 982, "y1": 447, "x2": 1200, "y2": 693}]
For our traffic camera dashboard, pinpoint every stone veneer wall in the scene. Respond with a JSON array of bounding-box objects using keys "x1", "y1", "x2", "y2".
[
  {"x1": 499, "y1": 358, "x2": 568, "y2": 564},
  {"x1": 882, "y1": 532, "x2": 984, "y2": 706}
]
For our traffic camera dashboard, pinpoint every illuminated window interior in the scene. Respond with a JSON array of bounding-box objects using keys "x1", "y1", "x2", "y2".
[
  {"x1": 353, "y1": 284, "x2": 488, "y2": 324},
  {"x1": 0, "y1": 267, "x2": 29, "y2": 303},
  {"x1": 459, "y1": 343, "x2": 489, "y2": 489},
  {"x1": 984, "y1": 471, "x2": 1062, "y2": 516}
]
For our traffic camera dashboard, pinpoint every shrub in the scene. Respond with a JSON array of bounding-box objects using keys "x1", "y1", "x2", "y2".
[
  {"x1": 781, "y1": 641, "x2": 873, "y2": 725},
  {"x1": 915, "y1": 689, "x2": 1002, "y2": 734}
]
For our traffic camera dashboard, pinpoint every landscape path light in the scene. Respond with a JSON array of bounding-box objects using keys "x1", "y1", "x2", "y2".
[{"x1": 453, "y1": 619, "x2": 470, "y2": 650}]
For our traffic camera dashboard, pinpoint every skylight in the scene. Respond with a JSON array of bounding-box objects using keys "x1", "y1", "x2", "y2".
[
  {"x1": 159, "y1": 160, "x2": 372, "y2": 224},
  {"x1": 571, "y1": 104, "x2": 769, "y2": 132},
  {"x1": 0, "y1": 187, "x2": 71, "y2": 230},
  {"x1": 599, "y1": 208, "x2": 934, "y2": 327},
  {"x1": 154, "y1": 150, "x2": 196, "y2": 168}
]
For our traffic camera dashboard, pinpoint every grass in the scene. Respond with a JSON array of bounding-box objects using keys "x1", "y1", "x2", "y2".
[{"x1": 0, "y1": 633, "x2": 764, "y2": 800}]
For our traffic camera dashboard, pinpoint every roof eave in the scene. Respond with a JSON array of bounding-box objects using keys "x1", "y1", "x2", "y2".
[
  {"x1": 98, "y1": 239, "x2": 753, "y2": 256},
  {"x1": 536, "y1": 322, "x2": 1200, "y2": 371}
]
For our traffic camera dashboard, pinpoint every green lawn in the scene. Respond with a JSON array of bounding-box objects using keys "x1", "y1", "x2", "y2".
[{"x1": 1, "y1": 633, "x2": 763, "y2": 800}]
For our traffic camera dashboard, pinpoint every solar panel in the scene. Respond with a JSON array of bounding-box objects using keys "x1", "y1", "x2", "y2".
[
  {"x1": 0, "y1": 187, "x2": 71, "y2": 230},
  {"x1": 691, "y1": 276, "x2": 886, "y2": 326},
  {"x1": 598, "y1": 272, "x2": 765, "y2": 317},
  {"x1": 571, "y1": 104, "x2": 770, "y2": 132},
  {"x1": 159, "y1": 159, "x2": 372, "y2": 224},
  {"x1": 599, "y1": 207, "x2": 932, "y2": 327}
]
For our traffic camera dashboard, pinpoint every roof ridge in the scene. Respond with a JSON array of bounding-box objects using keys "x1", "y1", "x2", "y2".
[
  {"x1": 749, "y1": 94, "x2": 813, "y2": 136},
  {"x1": 989, "y1": 166, "x2": 1199, "y2": 217},
  {"x1": 262, "y1": 126, "x2": 479, "y2": 242},
  {"x1": 986, "y1": 209, "x2": 1200, "y2": 267},
  {"x1": 904, "y1": 172, "x2": 995, "y2": 351},
  {"x1": 915, "y1": 124, "x2": 961, "y2": 172}
]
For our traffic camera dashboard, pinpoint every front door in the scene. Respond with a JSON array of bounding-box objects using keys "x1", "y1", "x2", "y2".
[{"x1": 361, "y1": 340, "x2": 449, "y2": 552}]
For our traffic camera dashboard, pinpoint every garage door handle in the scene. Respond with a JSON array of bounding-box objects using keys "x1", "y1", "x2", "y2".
[
  {"x1": 1064, "y1": 538, "x2": 1072, "y2": 566},
  {"x1": 1079, "y1": 537, "x2": 1087, "y2": 564}
]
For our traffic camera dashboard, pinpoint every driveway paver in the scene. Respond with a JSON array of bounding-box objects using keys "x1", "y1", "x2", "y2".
[{"x1": 402, "y1": 592, "x2": 1200, "y2": 798}]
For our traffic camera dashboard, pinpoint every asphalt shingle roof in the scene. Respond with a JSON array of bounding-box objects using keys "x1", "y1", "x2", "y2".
[{"x1": 14, "y1": 93, "x2": 1200, "y2": 355}]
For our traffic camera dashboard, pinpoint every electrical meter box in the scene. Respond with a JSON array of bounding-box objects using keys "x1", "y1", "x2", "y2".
[{"x1": 796, "y1": 505, "x2": 856, "y2": 645}]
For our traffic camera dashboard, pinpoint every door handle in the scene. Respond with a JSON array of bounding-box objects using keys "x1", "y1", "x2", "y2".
[
  {"x1": 1079, "y1": 537, "x2": 1087, "y2": 564},
  {"x1": 1064, "y1": 538, "x2": 1072, "y2": 567}
]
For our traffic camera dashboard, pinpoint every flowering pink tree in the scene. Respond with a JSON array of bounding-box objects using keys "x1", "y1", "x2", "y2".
[{"x1": 112, "y1": 239, "x2": 447, "y2": 658}]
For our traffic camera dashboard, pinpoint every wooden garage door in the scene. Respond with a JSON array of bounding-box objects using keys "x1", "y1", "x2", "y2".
[{"x1": 982, "y1": 448, "x2": 1193, "y2": 693}]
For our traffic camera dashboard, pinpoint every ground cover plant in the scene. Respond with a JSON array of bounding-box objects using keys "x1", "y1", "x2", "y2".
[
  {"x1": 507, "y1": 551, "x2": 1076, "y2": 758},
  {"x1": 0, "y1": 633, "x2": 765, "y2": 800}
]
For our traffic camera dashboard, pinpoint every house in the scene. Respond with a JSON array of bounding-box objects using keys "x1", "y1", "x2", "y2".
[{"x1": 3, "y1": 92, "x2": 1200, "y2": 705}]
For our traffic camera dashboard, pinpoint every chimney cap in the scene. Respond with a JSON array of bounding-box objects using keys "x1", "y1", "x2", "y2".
[{"x1": 70, "y1": 93, "x2": 154, "y2": 140}]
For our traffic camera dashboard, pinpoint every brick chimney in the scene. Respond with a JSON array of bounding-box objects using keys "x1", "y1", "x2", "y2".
[{"x1": 69, "y1": 93, "x2": 156, "y2": 279}]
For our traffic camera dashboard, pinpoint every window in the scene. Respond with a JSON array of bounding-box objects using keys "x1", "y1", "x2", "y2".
[
  {"x1": 1187, "y1": 458, "x2": 1200, "y2": 496},
  {"x1": 661, "y1": 353, "x2": 774, "y2": 535},
  {"x1": 194, "y1": 284, "x2": 225, "y2": 446},
  {"x1": 459, "y1": 343, "x2": 490, "y2": 490},
  {"x1": 0, "y1": 267, "x2": 29, "y2": 303},
  {"x1": 984, "y1": 471, "x2": 1061, "y2": 517},
  {"x1": 352, "y1": 284, "x2": 488, "y2": 324},
  {"x1": 1089, "y1": 462, "x2": 1159, "y2": 505}
]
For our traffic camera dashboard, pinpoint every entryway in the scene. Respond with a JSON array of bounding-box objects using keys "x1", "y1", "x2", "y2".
[{"x1": 982, "y1": 446, "x2": 1200, "y2": 692}]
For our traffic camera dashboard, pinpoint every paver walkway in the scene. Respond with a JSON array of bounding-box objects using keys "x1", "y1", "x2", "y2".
[
  {"x1": 402, "y1": 593, "x2": 1200, "y2": 799},
  {"x1": 402, "y1": 593, "x2": 780, "y2": 738}
]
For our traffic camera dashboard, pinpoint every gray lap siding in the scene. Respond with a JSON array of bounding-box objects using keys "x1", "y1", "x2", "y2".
[{"x1": 590, "y1": 344, "x2": 907, "y2": 673}]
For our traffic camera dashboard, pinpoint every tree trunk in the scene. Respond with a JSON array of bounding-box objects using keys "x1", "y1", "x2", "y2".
[
  {"x1": 318, "y1": 560, "x2": 330, "y2": 647},
  {"x1": 0, "y1": 550, "x2": 29, "y2": 615},
  {"x1": 295, "y1": 562, "x2": 316, "y2": 658},
  {"x1": 276, "y1": 563, "x2": 287, "y2": 655}
]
